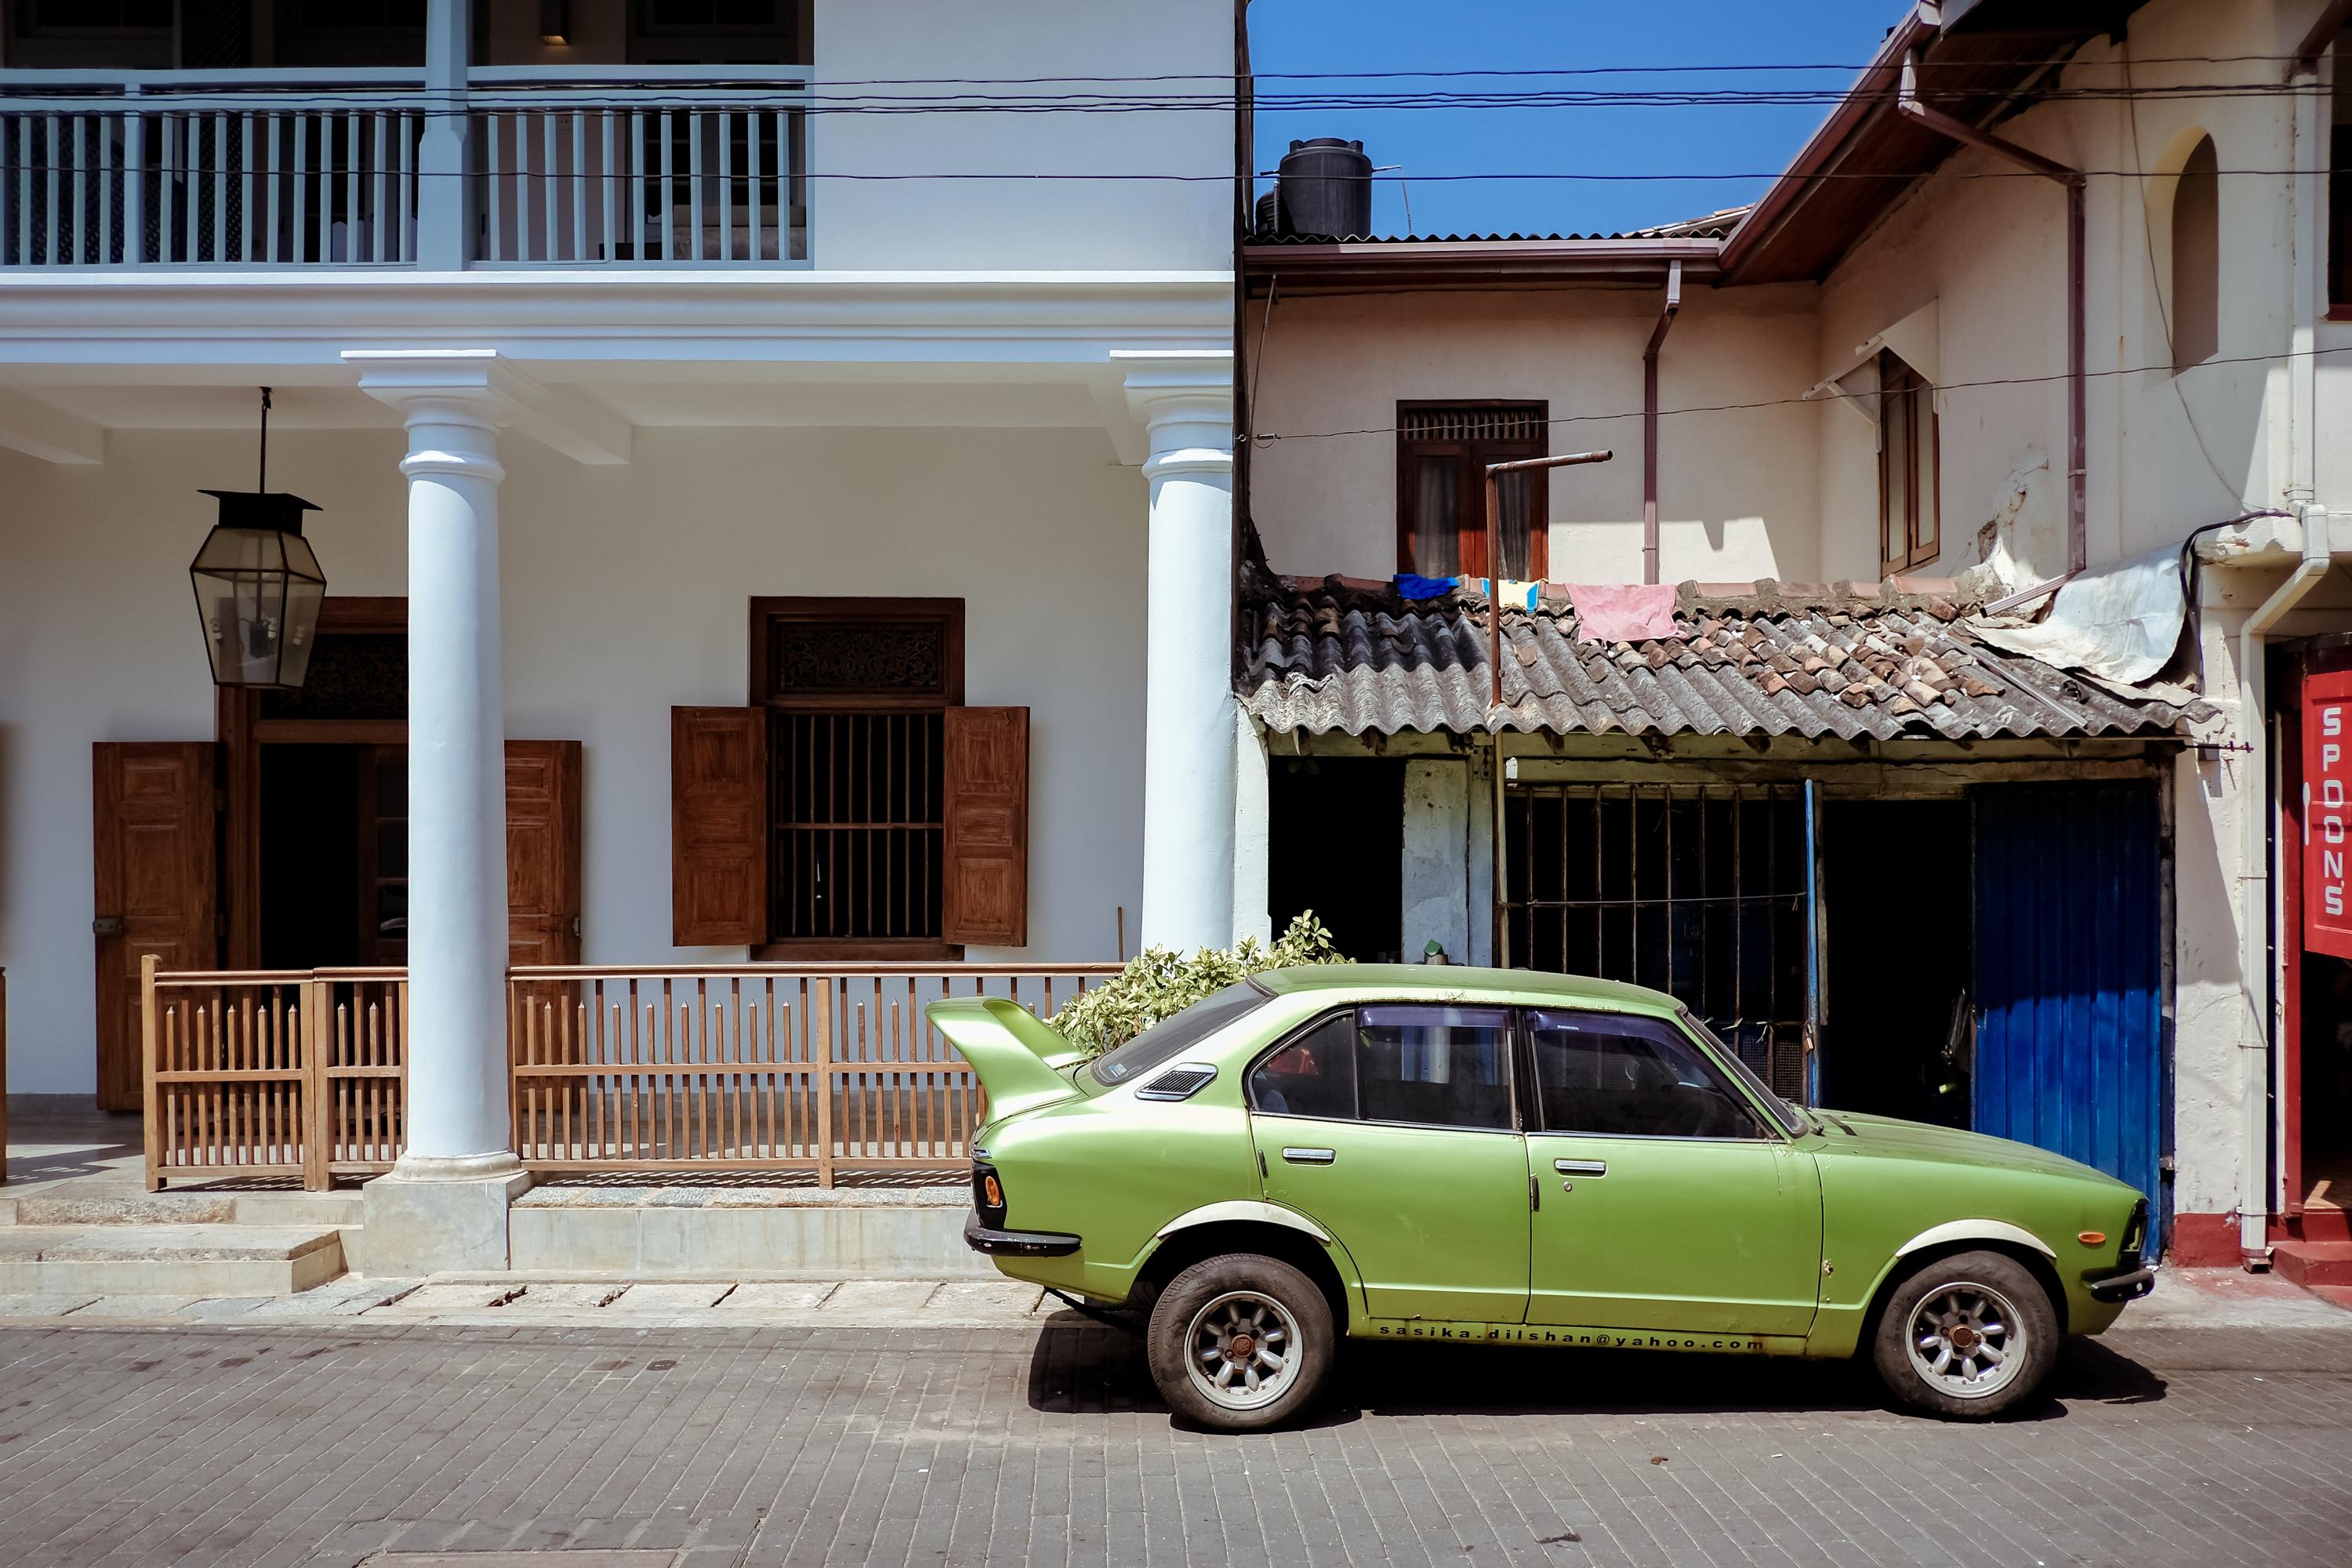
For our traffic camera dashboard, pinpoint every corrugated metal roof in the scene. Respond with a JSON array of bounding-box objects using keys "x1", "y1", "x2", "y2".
[
  {"x1": 1251, "y1": 226, "x2": 1738, "y2": 245},
  {"x1": 1240, "y1": 573, "x2": 2201, "y2": 742}
]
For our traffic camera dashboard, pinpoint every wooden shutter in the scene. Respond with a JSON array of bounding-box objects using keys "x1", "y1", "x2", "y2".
[
  {"x1": 943, "y1": 706, "x2": 1029, "y2": 947},
  {"x1": 671, "y1": 707, "x2": 767, "y2": 946},
  {"x1": 93, "y1": 743, "x2": 217, "y2": 1111},
  {"x1": 506, "y1": 739, "x2": 583, "y2": 967}
]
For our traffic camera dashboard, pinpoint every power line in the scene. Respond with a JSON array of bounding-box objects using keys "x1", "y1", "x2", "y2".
[{"x1": 1250, "y1": 342, "x2": 2352, "y2": 446}]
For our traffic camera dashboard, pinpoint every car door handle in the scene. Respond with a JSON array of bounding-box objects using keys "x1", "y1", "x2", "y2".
[
  {"x1": 1554, "y1": 1158, "x2": 1607, "y2": 1177},
  {"x1": 1281, "y1": 1146, "x2": 1336, "y2": 1165}
]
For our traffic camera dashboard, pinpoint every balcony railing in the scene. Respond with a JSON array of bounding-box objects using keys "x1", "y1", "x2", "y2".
[{"x1": 0, "y1": 67, "x2": 809, "y2": 270}]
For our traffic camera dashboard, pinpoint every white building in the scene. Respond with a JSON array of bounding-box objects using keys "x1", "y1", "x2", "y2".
[
  {"x1": 0, "y1": 1, "x2": 1237, "y2": 1267},
  {"x1": 1241, "y1": 0, "x2": 2352, "y2": 1276}
]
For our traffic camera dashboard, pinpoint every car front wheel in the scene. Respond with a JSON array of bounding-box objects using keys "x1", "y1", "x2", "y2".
[
  {"x1": 1145, "y1": 1253, "x2": 1334, "y2": 1431},
  {"x1": 1871, "y1": 1249, "x2": 2059, "y2": 1419}
]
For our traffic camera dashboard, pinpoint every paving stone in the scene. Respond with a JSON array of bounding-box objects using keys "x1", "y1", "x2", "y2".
[
  {"x1": 720, "y1": 1281, "x2": 837, "y2": 1316},
  {"x1": 361, "y1": 1280, "x2": 528, "y2": 1317},
  {"x1": 919, "y1": 1279, "x2": 1046, "y2": 1319},
  {"x1": 238, "y1": 1278, "x2": 423, "y2": 1319},
  {"x1": 815, "y1": 1278, "x2": 939, "y2": 1318},
  {"x1": 499, "y1": 1282, "x2": 629, "y2": 1312},
  {"x1": 61, "y1": 1295, "x2": 205, "y2": 1319},
  {"x1": 179, "y1": 1294, "x2": 274, "y2": 1320},
  {"x1": 602, "y1": 1281, "x2": 735, "y2": 1316},
  {"x1": 0, "y1": 1292, "x2": 100, "y2": 1318}
]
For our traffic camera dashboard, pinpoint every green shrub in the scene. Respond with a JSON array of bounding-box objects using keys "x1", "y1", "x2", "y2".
[{"x1": 1046, "y1": 911, "x2": 1348, "y2": 1058}]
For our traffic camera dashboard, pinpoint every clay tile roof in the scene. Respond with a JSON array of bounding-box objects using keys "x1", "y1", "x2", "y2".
[{"x1": 1237, "y1": 570, "x2": 2201, "y2": 741}]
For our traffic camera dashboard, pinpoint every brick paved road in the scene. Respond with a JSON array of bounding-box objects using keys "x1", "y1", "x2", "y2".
[{"x1": 2, "y1": 1319, "x2": 2347, "y2": 1568}]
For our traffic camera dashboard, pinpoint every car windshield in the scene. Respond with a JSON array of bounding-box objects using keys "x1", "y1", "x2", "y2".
[
  {"x1": 1091, "y1": 978, "x2": 1273, "y2": 1087},
  {"x1": 1679, "y1": 1010, "x2": 1809, "y2": 1137}
]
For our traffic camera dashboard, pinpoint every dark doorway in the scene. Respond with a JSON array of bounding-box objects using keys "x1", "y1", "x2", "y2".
[
  {"x1": 258, "y1": 742, "x2": 408, "y2": 970},
  {"x1": 1819, "y1": 798, "x2": 1972, "y2": 1128},
  {"x1": 1268, "y1": 757, "x2": 1404, "y2": 964},
  {"x1": 2299, "y1": 953, "x2": 2352, "y2": 1226}
]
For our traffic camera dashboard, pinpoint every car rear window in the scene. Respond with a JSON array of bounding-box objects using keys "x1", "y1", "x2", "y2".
[{"x1": 1090, "y1": 978, "x2": 1272, "y2": 1087}]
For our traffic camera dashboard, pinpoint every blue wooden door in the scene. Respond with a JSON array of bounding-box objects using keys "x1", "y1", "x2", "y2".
[{"x1": 1972, "y1": 783, "x2": 2165, "y2": 1248}]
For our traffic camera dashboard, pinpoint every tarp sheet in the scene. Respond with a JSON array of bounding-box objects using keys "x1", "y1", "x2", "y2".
[{"x1": 1969, "y1": 544, "x2": 2187, "y2": 685}]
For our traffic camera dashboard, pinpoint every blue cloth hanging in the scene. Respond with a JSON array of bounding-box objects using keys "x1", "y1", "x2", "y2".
[{"x1": 1395, "y1": 573, "x2": 1460, "y2": 601}]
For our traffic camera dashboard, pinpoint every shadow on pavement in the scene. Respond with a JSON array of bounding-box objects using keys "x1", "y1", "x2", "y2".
[{"x1": 1022, "y1": 1319, "x2": 2168, "y2": 1425}]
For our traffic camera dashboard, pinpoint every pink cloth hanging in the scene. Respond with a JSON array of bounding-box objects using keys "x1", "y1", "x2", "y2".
[{"x1": 1565, "y1": 583, "x2": 1679, "y2": 644}]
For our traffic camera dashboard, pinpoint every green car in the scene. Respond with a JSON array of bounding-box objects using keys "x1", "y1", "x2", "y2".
[{"x1": 928, "y1": 964, "x2": 2154, "y2": 1431}]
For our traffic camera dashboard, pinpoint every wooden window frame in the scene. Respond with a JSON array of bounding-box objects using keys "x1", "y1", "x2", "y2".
[
  {"x1": 1876, "y1": 353, "x2": 1940, "y2": 577},
  {"x1": 750, "y1": 596, "x2": 966, "y2": 961},
  {"x1": 1396, "y1": 399, "x2": 1550, "y2": 582}
]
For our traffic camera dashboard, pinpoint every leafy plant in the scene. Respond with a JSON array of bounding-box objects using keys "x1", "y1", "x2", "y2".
[{"x1": 1046, "y1": 912, "x2": 1348, "y2": 1058}]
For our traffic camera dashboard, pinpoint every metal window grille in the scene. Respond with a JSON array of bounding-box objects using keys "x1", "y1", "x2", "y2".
[
  {"x1": 1399, "y1": 405, "x2": 1546, "y2": 444},
  {"x1": 768, "y1": 711, "x2": 945, "y2": 943},
  {"x1": 1502, "y1": 782, "x2": 1811, "y2": 1098}
]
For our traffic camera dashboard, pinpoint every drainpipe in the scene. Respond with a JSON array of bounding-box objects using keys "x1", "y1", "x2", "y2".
[
  {"x1": 2237, "y1": 505, "x2": 2331, "y2": 1257},
  {"x1": 1643, "y1": 260, "x2": 1683, "y2": 586},
  {"x1": 1896, "y1": 54, "x2": 2086, "y2": 576}
]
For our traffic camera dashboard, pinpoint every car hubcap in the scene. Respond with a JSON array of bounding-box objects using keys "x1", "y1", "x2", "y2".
[
  {"x1": 1907, "y1": 1280, "x2": 2024, "y2": 1400},
  {"x1": 1185, "y1": 1290, "x2": 1301, "y2": 1411}
]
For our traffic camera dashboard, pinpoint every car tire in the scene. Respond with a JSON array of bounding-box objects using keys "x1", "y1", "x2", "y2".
[
  {"x1": 1145, "y1": 1253, "x2": 1334, "y2": 1432},
  {"x1": 1871, "y1": 1249, "x2": 2059, "y2": 1419}
]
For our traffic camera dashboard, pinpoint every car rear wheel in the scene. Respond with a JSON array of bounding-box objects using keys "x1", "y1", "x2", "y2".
[
  {"x1": 1871, "y1": 1249, "x2": 2058, "y2": 1419},
  {"x1": 1145, "y1": 1253, "x2": 1334, "y2": 1431}
]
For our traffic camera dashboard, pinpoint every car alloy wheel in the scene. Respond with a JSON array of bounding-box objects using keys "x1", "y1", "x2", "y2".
[
  {"x1": 1906, "y1": 1279, "x2": 2025, "y2": 1399},
  {"x1": 1183, "y1": 1289, "x2": 1301, "y2": 1412}
]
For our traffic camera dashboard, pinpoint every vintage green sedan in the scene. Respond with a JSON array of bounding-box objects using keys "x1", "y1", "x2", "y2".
[{"x1": 928, "y1": 965, "x2": 2154, "y2": 1431}]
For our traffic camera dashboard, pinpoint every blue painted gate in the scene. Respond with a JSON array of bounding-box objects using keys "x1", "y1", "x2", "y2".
[{"x1": 1971, "y1": 783, "x2": 2165, "y2": 1248}]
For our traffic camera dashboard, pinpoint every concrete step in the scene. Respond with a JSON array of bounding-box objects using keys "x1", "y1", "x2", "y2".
[
  {"x1": 508, "y1": 1183, "x2": 985, "y2": 1276},
  {"x1": 7, "y1": 1192, "x2": 365, "y2": 1229},
  {"x1": 2272, "y1": 1240, "x2": 2352, "y2": 1289},
  {"x1": 0, "y1": 1225, "x2": 347, "y2": 1297},
  {"x1": 2285, "y1": 1205, "x2": 2352, "y2": 1245}
]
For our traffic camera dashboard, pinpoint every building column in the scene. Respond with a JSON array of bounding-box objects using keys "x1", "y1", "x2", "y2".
[
  {"x1": 350, "y1": 348, "x2": 530, "y2": 1273},
  {"x1": 1119, "y1": 350, "x2": 1237, "y2": 954}
]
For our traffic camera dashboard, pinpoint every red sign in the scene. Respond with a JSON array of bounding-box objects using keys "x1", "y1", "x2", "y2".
[{"x1": 2304, "y1": 668, "x2": 2352, "y2": 960}]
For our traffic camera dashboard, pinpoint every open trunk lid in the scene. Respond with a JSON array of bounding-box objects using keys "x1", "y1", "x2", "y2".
[{"x1": 925, "y1": 996, "x2": 1086, "y2": 1120}]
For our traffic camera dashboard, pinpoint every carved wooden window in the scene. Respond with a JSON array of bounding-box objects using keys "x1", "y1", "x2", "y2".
[{"x1": 1878, "y1": 352, "x2": 1940, "y2": 575}]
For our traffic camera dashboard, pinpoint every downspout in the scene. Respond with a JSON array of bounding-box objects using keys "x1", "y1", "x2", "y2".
[
  {"x1": 2237, "y1": 504, "x2": 2329, "y2": 1258},
  {"x1": 1896, "y1": 54, "x2": 2087, "y2": 576},
  {"x1": 1642, "y1": 260, "x2": 1683, "y2": 586}
]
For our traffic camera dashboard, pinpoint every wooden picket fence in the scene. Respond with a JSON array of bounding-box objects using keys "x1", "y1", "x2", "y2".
[{"x1": 143, "y1": 958, "x2": 1117, "y2": 1191}]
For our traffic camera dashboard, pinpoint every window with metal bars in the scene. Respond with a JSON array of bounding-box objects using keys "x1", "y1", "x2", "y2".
[
  {"x1": 1397, "y1": 401, "x2": 1549, "y2": 582},
  {"x1": 751, "y1": 597, "x2": 963, "y2": 955},
  {"x1": 1501, "y1": 782, "x2": 1811, "y2": 1099}
]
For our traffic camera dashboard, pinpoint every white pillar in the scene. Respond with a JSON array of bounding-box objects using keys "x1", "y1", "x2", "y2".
[
  {"x1": 350, "y1": 348, "x2": 531, "y2": 1272},
  {"x1": 1119, "y1": 350, "x2": 1238, "y2": 955}
]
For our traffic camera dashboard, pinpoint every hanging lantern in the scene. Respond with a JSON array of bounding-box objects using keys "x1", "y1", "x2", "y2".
[{"x1": 187, "y1": 389, "x2": 328, "y2": 690}]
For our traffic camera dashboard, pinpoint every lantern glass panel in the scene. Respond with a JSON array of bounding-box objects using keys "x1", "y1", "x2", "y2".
[{"x1": 190, "y1": 523, "x2": 327, "y2": 688}]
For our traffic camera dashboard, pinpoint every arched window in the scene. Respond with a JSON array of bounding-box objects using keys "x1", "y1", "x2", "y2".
[{"x1": 2172, "y1": 136, "x2": 2220, "y2": 372}]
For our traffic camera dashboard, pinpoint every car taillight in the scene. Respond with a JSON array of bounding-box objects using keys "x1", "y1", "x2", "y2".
[
  {"x1": 971, "y1": 1162, "x2": 1007, "y2": 1229},
  {"x1": 2118, "y1": 1200, "x2": 2147, "y2": 1265}
]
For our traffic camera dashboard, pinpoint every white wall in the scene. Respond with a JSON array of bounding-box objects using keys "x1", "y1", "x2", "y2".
[
  {"x1": 1247, "y1": 285, "x2": 1821, "y2": 585},
  {"x1": 0, "y1": 423, "x2": 1147, "y2": 1095},
  {"x1": 810, "y1": 0, "x2": 1234, "y2": 272}
]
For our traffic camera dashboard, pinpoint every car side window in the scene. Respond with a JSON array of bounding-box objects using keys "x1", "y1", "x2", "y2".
[
  {"x1": 1248, "y1": 1004, "x2": 1515, "y2": 1131},
  {"x1": 1358, "y1": 1005, "x2": 1514, "y2": 1130},
  {"x1": 1248, "y1": 1012, "x2": 1359, "y2": 1120},
  {"x1": 1526, "y1": 1009, "x2": 1763, "y2": 1140}
]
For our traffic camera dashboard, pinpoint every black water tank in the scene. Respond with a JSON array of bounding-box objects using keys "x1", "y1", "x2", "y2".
[
  {"x1": 1254, "y1": 189, "x2": 1279, "y2": 238},
  {"x1": 1276, "y1": 138, "x2": 1373, "y2": 239}
]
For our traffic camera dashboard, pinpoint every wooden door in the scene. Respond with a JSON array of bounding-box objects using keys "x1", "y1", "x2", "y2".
[
  {"x1": 671, "y1": 708, "x2": 767, "y2": 946},
  {"x1": 506, "y1": 739, "x2": 583, "y2": 967},
  {"x1": 93, "y1": 743, "x2": 217, "y2": 1111},
  {"x1": 942, "y1": 706, "x2": 1029, "y2": 947}
]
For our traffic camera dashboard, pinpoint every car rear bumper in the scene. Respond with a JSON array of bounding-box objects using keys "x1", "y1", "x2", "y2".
[
  {"x1": 2086, "y1": 1265, "x2": 2157, "y2": 1303},
  {"x1": 964, "y1": 1214, "x2": 1083, "y2": 1258}
]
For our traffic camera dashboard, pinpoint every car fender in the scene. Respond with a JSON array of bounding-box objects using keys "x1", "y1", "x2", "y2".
[
  {"x1": 1892, "y1": 1218, "x2": 2057, "y2": 1261},
  {"x1": 1154, "y1": 1200, "x2": 1333, "y2": 1245}
]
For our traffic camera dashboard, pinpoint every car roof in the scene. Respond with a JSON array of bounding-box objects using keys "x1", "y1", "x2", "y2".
[{"x1": 1250, "y1": 964, "x2": 1681, "y2": 1012}]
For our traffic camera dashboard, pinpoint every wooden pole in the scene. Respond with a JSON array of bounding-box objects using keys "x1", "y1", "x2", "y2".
[{"x1": 140, "y1": 955, "x2": 162, "y2": 1191}]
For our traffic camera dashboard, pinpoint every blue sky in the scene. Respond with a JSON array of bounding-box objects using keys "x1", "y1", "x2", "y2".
[{"x1": 1247, "y1": 0, "x2": 1907, "y2": 238}]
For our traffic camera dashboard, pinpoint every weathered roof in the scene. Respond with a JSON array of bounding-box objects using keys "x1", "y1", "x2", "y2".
[{"x1": 1239, "y1": 572, "x2": 2199, "y2": 742}]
